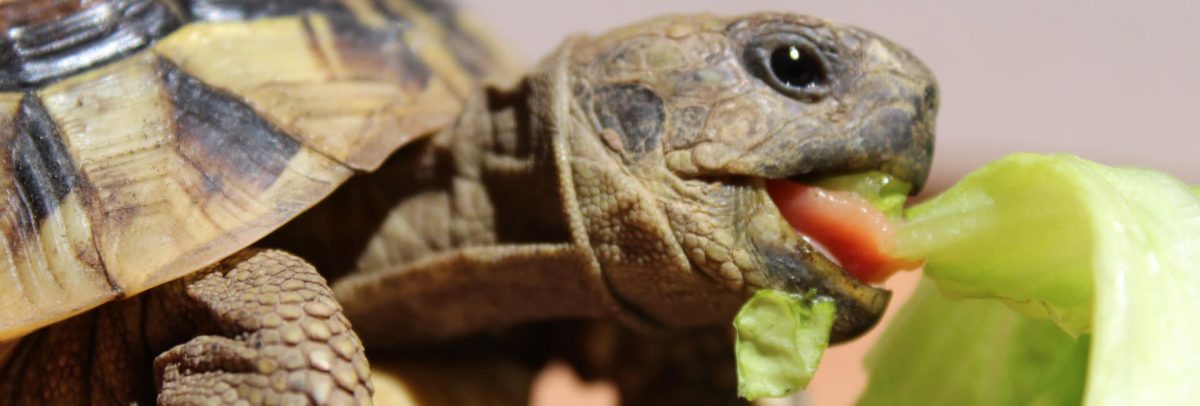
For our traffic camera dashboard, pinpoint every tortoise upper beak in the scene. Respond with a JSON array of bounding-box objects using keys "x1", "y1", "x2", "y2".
[
  {"x1": 844, "y1": 37, "x2": 938, "y2": 194},
  {"x1": 710, "y1": 41, "x2": 937, "y2": 196},
  {"x1": 790, "y1": 36, "x2": 938, "y2": 194},
  {"x1": 775, "y1": 71, "x2": 937, "y2": 193}
]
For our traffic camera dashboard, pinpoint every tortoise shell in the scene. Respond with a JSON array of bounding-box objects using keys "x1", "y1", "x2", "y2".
[{"x1": 0, "y1": 0, "x2": 518, "y2": 339}]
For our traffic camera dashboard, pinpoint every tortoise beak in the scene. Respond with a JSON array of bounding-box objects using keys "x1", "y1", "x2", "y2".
[
  {"x1": 758, "y1": 242, "x2": 892, "y2": 343},
  {"x1": 743, "y1": 187, "x2": 891, "y2": 343},
  {"x1": 837, "y1": 35, "x2": 938, "y2": 194},
  {"x1": 749, "y1": 37, "x2": 937, "y2": 343}
]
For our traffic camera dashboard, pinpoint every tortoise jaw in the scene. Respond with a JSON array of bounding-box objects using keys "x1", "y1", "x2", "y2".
[
  {"x1": 758, "y1": 245, "x2": 891, "y2": 343},
  {"x1": 744, "y1": 179, "x2": 890, "y2": 343}
]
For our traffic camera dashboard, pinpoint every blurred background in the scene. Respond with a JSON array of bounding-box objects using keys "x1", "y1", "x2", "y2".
[{"x1": 460, "y1": 1, "x2": 1200, "y2": 404}]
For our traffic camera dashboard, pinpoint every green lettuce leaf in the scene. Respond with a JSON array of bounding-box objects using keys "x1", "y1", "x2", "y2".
[
  {"x1": 859, "y1": 280, "x2": 1089, "y2": 406},
  {"x1": 734, "y1": 290, "x2": 836, "y2": 400},
  {"x1": 862, "y1": 153, "x2": 1200, "y2": 405},
  {"x1": 812, "y1": 171, "x2": 912, "y2": 219}
]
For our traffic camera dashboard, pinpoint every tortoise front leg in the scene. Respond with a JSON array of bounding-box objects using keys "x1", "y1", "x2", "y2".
[
  {"x1": 0, "y1": 249, "x2": 372, "y2": 405},
  {"x1": 152, "y1": 249, "x2": 373, "y2": 405}
]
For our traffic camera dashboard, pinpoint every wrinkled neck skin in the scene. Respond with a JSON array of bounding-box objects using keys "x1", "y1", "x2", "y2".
[
  {"x1": 332, "y1": 46, "x2": 746, "y2": 346},
  {"x1": 358, "y1": 80, "x2": 573, "y2": 266}
]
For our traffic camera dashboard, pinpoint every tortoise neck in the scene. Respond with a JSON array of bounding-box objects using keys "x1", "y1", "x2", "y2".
[
  {"x1": 352, "y1": 82, "x2": 576, "y2": 267},
  {"x1": 330, "y1": 83, "x2": 619, "y2": 345},
  {"x1": 258, "y1": 82, "x2": 576, "y2": 278},
  {"x1": 455, "y1": 82, "x2": 575, "y2": 246}
]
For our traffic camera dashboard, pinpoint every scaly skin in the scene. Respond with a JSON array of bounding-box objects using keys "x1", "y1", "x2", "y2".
[{"x1": 0, "y1": 250, "x2": 372, "y2": 405}]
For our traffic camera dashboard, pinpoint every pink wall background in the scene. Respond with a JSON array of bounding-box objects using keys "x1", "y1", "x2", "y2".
[{"x1": 460, "y1": 1, "x2": 1200, "y2": 404}]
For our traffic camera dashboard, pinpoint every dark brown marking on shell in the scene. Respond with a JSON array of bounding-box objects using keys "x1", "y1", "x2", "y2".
[
  {"x1": 590, "y1": 84, "x2": 665, "y2": 155},
  {"x1": 157, "y1": 58, "x2": 301, "y2": 192},
  {"x1": 184, "y1": 0, "x2": 349, "y2": 21},
  {"x1": 298, "y1": 15, "x2": 333, "y2": 75},
  {"x1": 324, "y1": 12, "x2": 430, "y2": 89},
  {"x1": 8, "y1": 94, "x2": 79, "y2": 225},
  {"x1": 0, "y1": 0, "x2": 182, "y2": 90},
  {"x1": 391, "y1": 0, "x2": 490, "y2": 77}
]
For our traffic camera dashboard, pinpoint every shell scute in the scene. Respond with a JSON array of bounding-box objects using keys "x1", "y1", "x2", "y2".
[
  {"x1": 0, "y1": 0, "x2": 521, "y2": 338},
  {"x1": 0, "y1": 92, "x2": 114, "y2": 339}
]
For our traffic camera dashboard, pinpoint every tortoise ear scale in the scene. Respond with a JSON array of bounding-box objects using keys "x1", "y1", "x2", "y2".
[{"x1": 589, "y1": 83, "x2": 666, "y2": 157}]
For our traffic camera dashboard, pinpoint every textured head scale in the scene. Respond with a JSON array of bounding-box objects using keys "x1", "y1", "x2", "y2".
[
  {"x1": 543, "y1": 13, "x2": 938, "y2": 341},
  {"x1": 566, "y1": 13, "x2": 935, "y2": 183}
]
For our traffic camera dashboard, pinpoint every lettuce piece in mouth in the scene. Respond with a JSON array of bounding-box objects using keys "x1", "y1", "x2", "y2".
[
  {"x1": 734, "y1": 290, "x2": 836, "y2": 400},
  {"x1": 863, "y1": 153, "x2": 1200, "y2": 405},
  {"x1": 736, "y1": 172, "x2": 910, "y2": 400},
  {"x1": 812, "y1": 171, "x2": 913, "y2": 219}
]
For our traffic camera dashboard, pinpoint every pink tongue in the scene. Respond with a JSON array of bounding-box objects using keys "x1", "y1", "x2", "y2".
[{"x1": 766, "y1": 179, "x2": 921, "y2": 284}]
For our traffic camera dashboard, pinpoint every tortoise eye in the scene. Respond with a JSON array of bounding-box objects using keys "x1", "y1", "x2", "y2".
[
  {"x1": 769, "y1": 45, "x2": 826, "y2": 90},
  {"x1": 745, "y1": 36, "x2": 832, "y2": 101}
]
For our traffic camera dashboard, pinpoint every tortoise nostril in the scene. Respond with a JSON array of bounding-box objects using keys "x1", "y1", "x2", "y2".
[{"x1": 922, "y1": 85, "x2": 939, "y2": 114}]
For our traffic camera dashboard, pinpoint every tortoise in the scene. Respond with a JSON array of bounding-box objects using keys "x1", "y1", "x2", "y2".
[{"x1": 0, "y1": 0, "x2": 937, "y2": 404}]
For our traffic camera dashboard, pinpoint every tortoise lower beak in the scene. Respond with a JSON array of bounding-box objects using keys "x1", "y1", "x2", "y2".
[
  {"x1": 752, "y1": 236, "x2": 891, "y2": 343},
  {"x1": 741, "y1": 185, "x2": 891, "y2": 343}
]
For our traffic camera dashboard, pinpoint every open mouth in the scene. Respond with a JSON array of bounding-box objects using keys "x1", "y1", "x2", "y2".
[
  {"x1": 747, "y1": 172, "x2": 922, "y2": 342},
  {"x1": 765, "y1": 174, "x2": 922, "y2": 285}
]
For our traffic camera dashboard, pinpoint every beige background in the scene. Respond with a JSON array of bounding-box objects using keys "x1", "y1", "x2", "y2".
[{"x1": 460, "y1": 1, "x2": 1200, "y2": 405}]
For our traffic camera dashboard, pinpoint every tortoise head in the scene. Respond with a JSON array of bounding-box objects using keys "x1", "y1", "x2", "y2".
[{"x1": 533, "y1": 13, "x2": 937, "y2": 342}]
